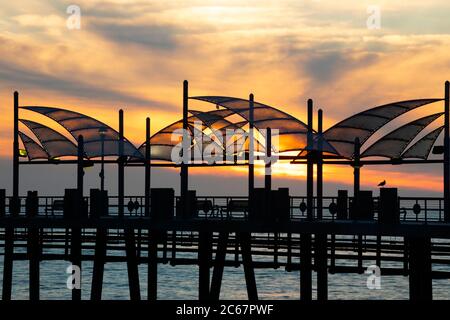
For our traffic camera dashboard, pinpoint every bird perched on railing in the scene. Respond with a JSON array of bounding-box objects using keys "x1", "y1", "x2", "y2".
[{"x1": 378, "y1": 180, "x2": 386, "y2": 187}]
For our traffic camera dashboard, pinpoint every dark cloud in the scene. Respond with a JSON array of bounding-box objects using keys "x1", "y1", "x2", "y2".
[
  {"x1": 88, "y1": 21, "x2": 179, "y2": 50},
  {"x1": 303, "y1": 51, "x2": 378, "y2": 83},
  {"x1": 0, "y1": 61, "x2": 175, "y2": 111}
]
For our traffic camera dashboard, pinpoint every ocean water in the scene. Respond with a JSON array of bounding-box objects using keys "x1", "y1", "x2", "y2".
[{"x1": 1, "y1": 250, "x2": 450, "y2": 300}]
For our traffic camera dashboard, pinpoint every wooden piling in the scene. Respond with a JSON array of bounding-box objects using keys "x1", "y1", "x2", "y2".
[
  {"x1": 91, "y1": 227, "x2": 107, "y2": 300},
  {"x1": 240, "y1": 232, "x2": 258, "y2": 301},
  {"x1": 27, "y1": 191, "x2": 40, "y2": 300},
  {"x1": 148, "y1": 231, "x2": 158, "y2": 300},
  {"x1": 198, "y1": 231, "x2": 212, "y2": 301},
  {"x1": 408, "y1": 236, "x2": 432, "y2": 300},
  {"x1": 210, "y1": 232, "x2": 229, "y2": 300}
]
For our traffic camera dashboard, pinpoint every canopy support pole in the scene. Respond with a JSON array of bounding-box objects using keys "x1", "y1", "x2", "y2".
[
  {"x1": 264, "y1": 127, "x2": 272, "y2": 191},
  {"x1": 353, "y1": 137, "x2": 361, "y2": 200},
  {"x1": 119, "y1": 110, "x2": 141, "y2": 300},
  {"x1": 353, "y1": 137, "x2": 364, "y2": 273},
  {"x1": 181, "y1": 80, "x2": 189, "y2": 217},
  {"x1": 71, "y1": 135, "x2": 84, "y2": 301},
  {"x1": 2, "y1": 91, "x2": 19, "y2": 300},
  {"x1": 145, "y1": 117, "x2": 151, "y2": 218},
  {"x1": 301, "y1": 99, "x2": 313, "y2": 301},
  {"x1": 119, "y1": 110, "x2": 125, "y2": 218},
  {"x1": 316, "y1": 108, "x2": 328, "y2": 301},
  {"x1": 145, "y1": 117, "x2": 158, "y2": 301},
  {"x1": 248, "y1": 93, "x2": 255, "y2": 209},
  {"x1": 444, "y1": 81, "x2": 449, "y2": 222}
]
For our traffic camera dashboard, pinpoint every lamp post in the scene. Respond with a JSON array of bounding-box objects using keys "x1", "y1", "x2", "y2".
[{"x1": 99, "y1": 127, "x2": 107, "y2": 191}]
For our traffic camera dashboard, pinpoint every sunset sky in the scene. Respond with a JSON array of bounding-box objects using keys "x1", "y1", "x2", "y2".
[{"x1": 0, "y1": 0, "x2": 449, "y2": 196}]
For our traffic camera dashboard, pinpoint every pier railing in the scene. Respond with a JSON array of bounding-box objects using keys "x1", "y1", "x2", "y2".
[{"x1": 0, "y1": 195, "x2": 445, "y2": 223}]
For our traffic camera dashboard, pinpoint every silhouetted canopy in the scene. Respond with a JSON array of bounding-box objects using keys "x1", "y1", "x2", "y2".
[
  {"x1": 190, "y1": 96, "x2": 340, "y2": 154},
  {"x1": 138, "y1": 109, "x2": 261, "y2": 161},
  {"x1": 17, "y1": 97, "x2": 445, "y2": 164},
  {"x1": 324, "y1": 99, "x2": 442, "y2": 158},
  {"x1": 20, "y1": 119, "x2": 78, "y2": 159},
  {"x1": 21, "y1": 106, "x2": 143, "y2": 159},
  {"x1": 361, "y1": 112, "x2": 443, "y2": 159},
  {"x1": 18, "y1": 131, "x2": 49, "y2": 160},
  {"x1": 401, "y1": 127, "x2": 444, "y2": 159}
]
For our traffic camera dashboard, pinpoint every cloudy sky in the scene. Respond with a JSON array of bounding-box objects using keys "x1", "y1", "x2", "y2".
[{"x1": 0, "y1": 0, "x2": 449, "y2": 196}]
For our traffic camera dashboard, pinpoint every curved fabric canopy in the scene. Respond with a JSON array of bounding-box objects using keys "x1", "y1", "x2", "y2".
[
  {"x1": 324, "y1": 99, "x2": 442, "y2": 158},
  {"x1": 402, "y1": 127, "x2": 444, "y2": 159},
  {"x1": 138, "y1": 109, "x2": 256, "y2": 161},
  {"x1": 190, "y1": 96, "x2": 313, "y2": 152},
  {"x1": 189, "y1": 109, "x2": 237, "y2": 131},
  {"x1": 20, "y1": 119, "x2": 78, "y2": 158},
  {"x1": 21, "y1": 106, "x2": 142, "y2": 159},
  {"x1": 18, "y1": 131, "x2": 49, "y2": 160},
  {"x1": 361, "y1": 112, "x2": 443, "y2": 159}
]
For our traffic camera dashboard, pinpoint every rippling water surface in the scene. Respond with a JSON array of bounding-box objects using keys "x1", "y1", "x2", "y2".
[{"x1": 1, "y1": 251, "x2": 449, "y2": 300}]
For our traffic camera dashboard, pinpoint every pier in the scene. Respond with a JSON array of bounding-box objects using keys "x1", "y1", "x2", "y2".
[{"x1": 1, "y1": 81, "x2": 450, "y2": 301}]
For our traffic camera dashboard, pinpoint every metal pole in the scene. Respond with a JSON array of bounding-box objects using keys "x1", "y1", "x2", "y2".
[
  {"x1": 265, "y1": 127, "x2": 272, "y2": 191},
  {"x1": 118, "y1": 110, "x2": 124, "y2": 217},
  {"x1": 316, "y1": 108, "x2": 328, "y2": 301},
  {"x1": 301, "y1": 99, "x2": 313, "y2": 301},
  {"x1": 118, "y1": 110, "x2": 141, "y2": 300},
  {"x1": 353, "y1": 137, "x2": 361, "y2": 201},
  {"x1": 248, "y1": 93, "x2": 255, "y2": 209},
  {"x1": 317, "y1": 109, "x2": 323, "y2": 219},
  {"x1": 72, "y1": 134, "x2": 84, "y2": 301},
  {"x1": 181, "y1": 80, "x2": 189, "y2": 216},
  {"x1": 444, "y1": 81, "x2": 449, "y2": 222},
  {"x1": 145, "y1": 117, "x2": 151, "y2": 217},
  {"x1": 306, "y1": 99, "x2": 314, "y2": 221},
  {"x1": 13, "y1": 91, "x2": 19, "y2": 210},
  {"x1": 145, "y1": 117, "x2": 158, "y2": 300},
  {"x1": 353, "y1": 137, "x2": 363, "y2": 272},
  {"x1": 2, "y1": 91, "x2": 19, "y2": 300},
  {"x1": 100, "y1": 133, "x2": 105, "y2": 191}
]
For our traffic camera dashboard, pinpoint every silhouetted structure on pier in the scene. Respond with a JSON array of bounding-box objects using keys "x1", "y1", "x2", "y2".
[{"x1": 1, "y1": 81, "x2": 450, "y2": 301}]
